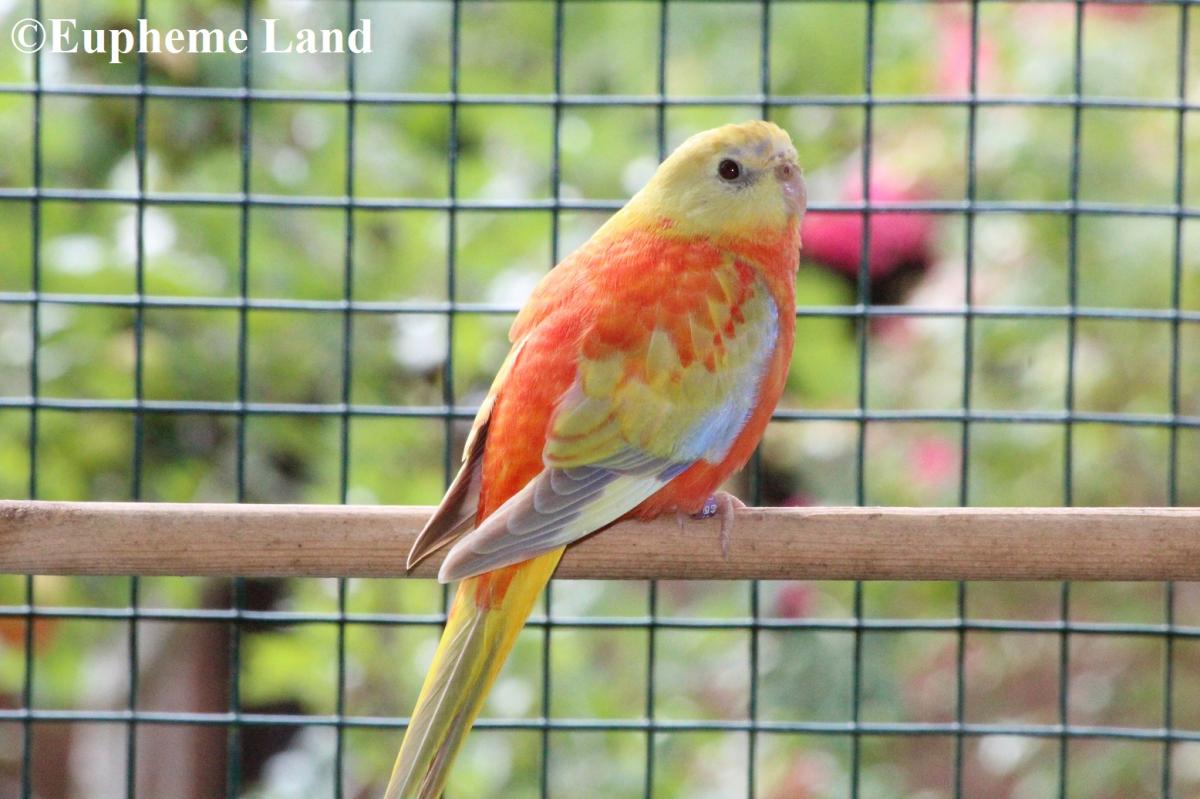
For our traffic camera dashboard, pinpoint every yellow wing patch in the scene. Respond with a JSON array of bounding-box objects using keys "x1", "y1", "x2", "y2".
[{"x1": 548, "y1": 259, "x2": 779, "y2": 468}]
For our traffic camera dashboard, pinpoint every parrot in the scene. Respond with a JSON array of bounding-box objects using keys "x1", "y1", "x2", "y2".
[{"x1": 384, "y1": 119, "x2": 807, "y2": 799}]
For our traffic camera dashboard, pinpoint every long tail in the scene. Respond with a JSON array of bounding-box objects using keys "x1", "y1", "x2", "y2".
[{"x1": 383, "y1": 549, "x2": 563, "y2": 799}]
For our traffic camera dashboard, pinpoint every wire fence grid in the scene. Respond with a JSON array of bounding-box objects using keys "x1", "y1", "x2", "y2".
[{"x1": 0, "y1": 0, "x2": 1198, "y2": 798}]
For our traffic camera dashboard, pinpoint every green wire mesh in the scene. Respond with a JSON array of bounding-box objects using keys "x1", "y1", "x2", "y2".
[{"x1": 0, "y1": 1, "x2": 1197, "y2": 797}]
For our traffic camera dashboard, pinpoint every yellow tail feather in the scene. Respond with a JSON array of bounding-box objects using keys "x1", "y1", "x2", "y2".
[{"x1": 383, "y1": 549, "x2": 563, "y2": 799}]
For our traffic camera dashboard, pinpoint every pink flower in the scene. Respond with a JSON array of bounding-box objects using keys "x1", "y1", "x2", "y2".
[
  {"x1": 910, "y1": 437, "x2": 959, "y2": 487},
  {"x1": 1014, "y1": 4, "x2": 1144, "y2": 29},
  {"x1": 773, "y1": 582, "x2": 816, "y2": 619},
  {"x1": 801, "y1": 168, "x2": 937, "y2": 284},
  {"x1": 936, "y1": 9, "x2": 997, "y2": 94},
  {"x1": 1092, "y1": 4, "x2": 1147, "y2": 21},
  {"x1": 766, "y1": 756, "x2": 831, "y2": 799}
]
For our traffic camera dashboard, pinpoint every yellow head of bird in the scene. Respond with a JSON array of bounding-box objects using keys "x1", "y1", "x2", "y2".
[{"x1": 620, "y1": 120, "x2": 806, "y2": 239}]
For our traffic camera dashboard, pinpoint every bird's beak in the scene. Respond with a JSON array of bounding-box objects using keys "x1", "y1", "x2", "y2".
[{"x1": 775, "y1": 160, "x2": 807, "y2": 217}]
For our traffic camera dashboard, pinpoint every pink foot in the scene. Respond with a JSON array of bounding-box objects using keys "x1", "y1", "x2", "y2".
[{"x1": 691, "y1": 491, "x2": 745, "y2": 559}]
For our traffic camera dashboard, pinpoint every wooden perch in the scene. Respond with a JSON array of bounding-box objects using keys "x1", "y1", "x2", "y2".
[{"x1": 0, "y1": 501, "x2": 1197, "y2": 581}]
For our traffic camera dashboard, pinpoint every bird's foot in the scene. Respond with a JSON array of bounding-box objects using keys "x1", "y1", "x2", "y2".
[{"x1": 691, "y1": 492, "x2": 745, "y2": 559}]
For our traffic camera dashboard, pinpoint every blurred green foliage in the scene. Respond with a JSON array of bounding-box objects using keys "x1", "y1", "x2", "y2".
[{"x1": 1, "y1": 1, "x2": 1199, "y2": 798}]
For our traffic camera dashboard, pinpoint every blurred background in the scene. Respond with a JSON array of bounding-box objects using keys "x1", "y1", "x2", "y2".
[{"x1": 0, "y1": 0, "x2": 1198, "y2": 797}]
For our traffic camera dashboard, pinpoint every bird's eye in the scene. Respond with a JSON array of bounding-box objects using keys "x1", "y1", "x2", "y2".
[{"x1": 717, "y1": 159, "x2": 741, "y2": 181}]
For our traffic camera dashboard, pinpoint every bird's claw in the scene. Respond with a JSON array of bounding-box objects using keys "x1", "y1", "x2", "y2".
[{"x1": 690, "y1": 491, "x2": 745, "y2": 560}]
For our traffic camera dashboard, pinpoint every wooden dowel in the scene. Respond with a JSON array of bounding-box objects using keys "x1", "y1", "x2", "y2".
[{"x1": 0, "y1": 500, "x2": 1197, "y2": 581}]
